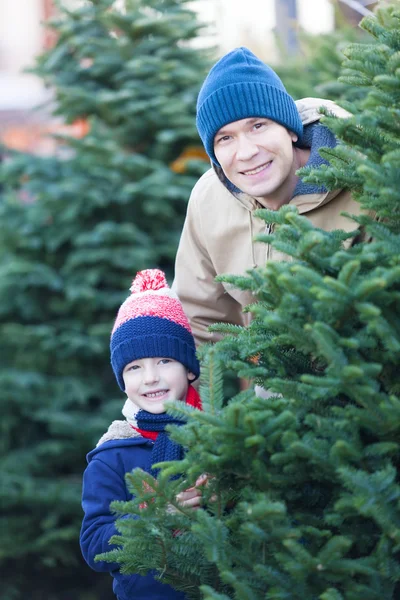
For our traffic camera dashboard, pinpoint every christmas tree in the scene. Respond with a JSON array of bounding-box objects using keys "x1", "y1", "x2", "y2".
[
  {"x1": 103, "y1": 4, "x2": 400, "y2": 599},
  {"x1": 273, "y1": 26, "x2": 365, "y2": 104},
  {"x1": 0, "y1": 0, "x2": 211, "y2": 598}
]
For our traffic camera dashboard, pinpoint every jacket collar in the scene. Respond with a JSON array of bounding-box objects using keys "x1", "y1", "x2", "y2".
[{"x1": 292, "y1": 120, "x2": 336, "y2": 198}]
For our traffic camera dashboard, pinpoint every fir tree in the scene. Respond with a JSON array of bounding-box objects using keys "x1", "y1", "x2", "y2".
[
  {"x1": 0, "y1": 0, "x2": 211, "y2": 598},
  {"x1": 105, "y1": 4, "x2": 400, "y2": 599},
  {"x1": 273, "y1": 27, "x2": 365, "y2": 104}
]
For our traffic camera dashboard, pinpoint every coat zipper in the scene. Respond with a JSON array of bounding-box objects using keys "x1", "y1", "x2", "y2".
[{"x1": 265, "y1": 223, "x2": 274, "y2": 262}]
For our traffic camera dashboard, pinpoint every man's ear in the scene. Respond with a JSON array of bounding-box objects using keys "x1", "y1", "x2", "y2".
[
  {"x1": 290, "y1": 131, "x2": 298, "y2": 143},
  {"x1": 187, "y1": 371, "x2": 196, "y2": 382}
]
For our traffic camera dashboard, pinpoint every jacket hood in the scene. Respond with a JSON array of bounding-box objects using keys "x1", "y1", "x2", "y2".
[
  {"x1": 87, "y1": 421, "x2": 144, "y2": 463},
  {"x1": 212, "y1": 97, "x2": 350, "y2": 214}
]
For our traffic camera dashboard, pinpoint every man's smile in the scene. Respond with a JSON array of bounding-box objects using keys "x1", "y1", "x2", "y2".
[{"x1": 241, "y1": 161, "x2": 272, "y2": 176}]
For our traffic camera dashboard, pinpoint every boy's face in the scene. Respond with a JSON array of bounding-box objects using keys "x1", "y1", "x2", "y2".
[
  {"x1": 122, "y1": 357, "x2": 195, "y2": 414},
  {"x1": 213, "y1": 117, "x2": 298, "y2": 210}
]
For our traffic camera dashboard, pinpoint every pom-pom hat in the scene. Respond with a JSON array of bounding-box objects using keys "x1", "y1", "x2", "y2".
[
  {"x1": 111, "y1": 269, "x2": 200, "y2": 390},
  {"x1": 196, "y1": 46, "x2": 303, "y2": 166}
]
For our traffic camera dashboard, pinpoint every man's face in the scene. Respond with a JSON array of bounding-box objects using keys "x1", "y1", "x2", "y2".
[{"x1": 213, "y1": 117, "x2": 299, "y2": 209}]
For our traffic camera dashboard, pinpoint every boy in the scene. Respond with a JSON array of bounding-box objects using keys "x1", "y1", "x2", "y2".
[{"x1": 80, "y1": 269, "x2": 202, "y2": 600}]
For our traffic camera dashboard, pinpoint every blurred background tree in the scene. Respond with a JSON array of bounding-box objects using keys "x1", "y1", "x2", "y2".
[
  {"x1": 272, "y1": 0, "x2": 378, "y2": 104},
  {"x1": 274, "y1": 26, "x2": 366, "y2": 103},
  {"x1": 0, "y1": 0, "x2": 212, "y2": 598}
]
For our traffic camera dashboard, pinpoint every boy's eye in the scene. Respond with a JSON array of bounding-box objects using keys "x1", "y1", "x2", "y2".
[
  {"x1": 127, "y1": 364, "x2": 140, "y2": 371},
  {"x1": 159, "y1": 358, "x2": 172, "y2": 365}
]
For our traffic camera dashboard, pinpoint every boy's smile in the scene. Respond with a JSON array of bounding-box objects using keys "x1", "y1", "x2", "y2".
[
  {"x1": 143, "y1": 390, "x2": 168, "y2": 399},
  {"x1": 122, "y1": 357, "x2": 195, "y2": 414}
]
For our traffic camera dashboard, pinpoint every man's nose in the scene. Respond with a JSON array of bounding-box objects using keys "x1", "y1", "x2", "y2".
[{"x1": 236, "y1": 135, "x2": 258, "y2": 161}]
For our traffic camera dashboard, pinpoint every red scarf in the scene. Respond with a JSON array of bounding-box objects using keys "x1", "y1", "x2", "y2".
[{"x1": 132, "y1": 385, "x2": 202, "y2": 440}]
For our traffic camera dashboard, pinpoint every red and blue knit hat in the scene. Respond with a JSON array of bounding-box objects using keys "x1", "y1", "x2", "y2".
[{"x1": 110, "y1": 269, "x2": 200, "y2": 390}]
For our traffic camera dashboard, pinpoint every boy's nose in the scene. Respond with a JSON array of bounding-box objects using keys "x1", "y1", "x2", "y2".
[{"x1": 142, "y1": 367, "x2": 160, "y2": 384}]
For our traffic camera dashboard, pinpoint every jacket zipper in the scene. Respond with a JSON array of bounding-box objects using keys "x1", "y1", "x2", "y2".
[
  {"x1": 265, "y1": 223, "x2": 274, "y2": 262},
  {"x1": 265, "y1": 223, "x2": 273, "y2": 235}
]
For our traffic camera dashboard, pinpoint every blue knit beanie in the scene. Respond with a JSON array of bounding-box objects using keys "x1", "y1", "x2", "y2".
[
  {"x1": 196, "y1": 47, "x2": 303, "y2": 166},
  {"x1": 110, "y1": 269, "x2": 200, "y2": 391}
]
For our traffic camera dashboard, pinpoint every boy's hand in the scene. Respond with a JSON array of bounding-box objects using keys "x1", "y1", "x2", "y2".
[{"x1": 176, "y1": 474, "x2": 209, "y2": 510}]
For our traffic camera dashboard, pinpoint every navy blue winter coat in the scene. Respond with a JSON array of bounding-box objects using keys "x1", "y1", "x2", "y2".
[{"x1": 80, "y1": 435, "x2": 187, "y2": 600}]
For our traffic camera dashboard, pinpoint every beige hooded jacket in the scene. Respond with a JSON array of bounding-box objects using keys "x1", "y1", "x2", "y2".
[{"x1": 173, "y1": 98, "x2": 368, "y2": 346}]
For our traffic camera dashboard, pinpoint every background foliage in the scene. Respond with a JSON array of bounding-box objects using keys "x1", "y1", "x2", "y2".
[
  {"x1": 0, "y1": 0, "x2": 383, "y2": 598},
  {"x1": 105, "y1": 5, "x2": 400, "y2": 599},
  {"x1": 0, "y1": 1, "x2": 211, "y2": 598},
  {"x1": 274, "y1": 26, "x2": 365, "y2": 103}
]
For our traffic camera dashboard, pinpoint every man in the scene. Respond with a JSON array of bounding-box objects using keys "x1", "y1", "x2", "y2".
[{"x1": 173, "y1": 47, "x2": 366, "y2": 347}]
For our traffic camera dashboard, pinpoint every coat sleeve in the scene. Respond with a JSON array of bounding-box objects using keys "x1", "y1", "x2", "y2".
[
  {"x1": 173, "y1": 177, "x2": 247, "y2": 347},
  {"x1": 80, "y1": 456, "x2": 129, "y2": 572}
]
